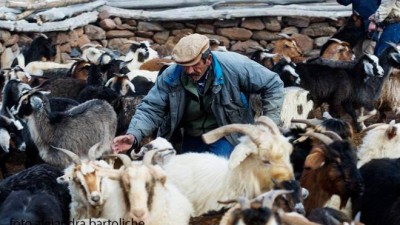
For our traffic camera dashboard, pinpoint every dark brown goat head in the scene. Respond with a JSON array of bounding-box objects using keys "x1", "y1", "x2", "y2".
[{"x1": 300, "y1": 133, "x2": 364, "y2": 214}]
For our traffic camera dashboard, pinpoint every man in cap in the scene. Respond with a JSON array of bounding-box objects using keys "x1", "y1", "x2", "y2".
[{"x1": 111, "y1": 33, "x2": 284, "y2": 158}]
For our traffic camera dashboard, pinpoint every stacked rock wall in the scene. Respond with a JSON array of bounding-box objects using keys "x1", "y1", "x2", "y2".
[{"x1": 0, "y1": 11, "x2": 347, "y2": 67}]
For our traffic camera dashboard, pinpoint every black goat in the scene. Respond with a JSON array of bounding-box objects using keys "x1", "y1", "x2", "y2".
[
  {"x1": 278, "y1": 54, "x2": 385, "y2": 131},
  {"x1": 352, "y1": 158, "x2": 400, "y2": 225},
  {"x1": 11, "y1": 35, "x2": 56, "y2": 68},
  {"x1": 0, "y1": 190, "x2": 63, "y2": 225},
  {"x1": 0, "y1": 164, "x2": 70, "y2": 223}
]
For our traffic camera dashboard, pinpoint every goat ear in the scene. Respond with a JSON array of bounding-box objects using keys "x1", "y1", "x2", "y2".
[
  {"x1": 304, "y1": 148, "x2": 326, "y2": 170},
  {"x1": 229, "y1": 141, "x2": 258, "y2": 169},
  {"x1": 385, "y1": 120, "x2": 397, "y2": 140},
  {"x1": 56, "y1": 174, "x2": 72, "y2": 184},
  {"x1": 151, "y1": 165, "x2": 167, "y2": 185},
  {"x1": 152, "y1": 149, "x2": 176, "y2": 166}
]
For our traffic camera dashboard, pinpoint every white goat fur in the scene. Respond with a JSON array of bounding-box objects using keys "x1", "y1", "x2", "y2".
[
  {"x1": 59, "y1": 160, "x2": 126, "y2": 220},
  {"x1": 357, "y1": 121, "x2": 400, "y2": 167},
  {"x1": 106, "y1": 160, "x2": 193, "y2": 225},
  {"x1": 280, "y1": 87, "x2": 314, "y2": 129},
  {"x1": 150, "y1": 131, "x2": 294, "y2": 216},
  {"x1": 127, "y1": 69, "x2": 158, "y2": 83},
  {"x1": 24, "y1": 61, "x2": 73, "y2": 75}
]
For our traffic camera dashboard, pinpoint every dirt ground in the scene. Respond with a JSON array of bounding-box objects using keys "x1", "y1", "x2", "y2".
[{"x1": 1, "y1": 112, "x2": 398, "y2": 225}]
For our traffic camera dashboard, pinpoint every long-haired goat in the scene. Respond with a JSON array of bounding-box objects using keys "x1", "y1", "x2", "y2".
[
  {"x1": 357, "y1": 120, "x2": 400, "y2": 167},
  {"x1": 11, "y1": 88, "x2": 117, "y2": 168},
  {"x1": 137, "y1": 116, "x2": 294, "y2": 216}
]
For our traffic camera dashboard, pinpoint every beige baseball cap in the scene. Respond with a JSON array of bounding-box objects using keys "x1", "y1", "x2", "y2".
[{"x1": 171, "y1": 34, "x2": 210, "y2": 66}]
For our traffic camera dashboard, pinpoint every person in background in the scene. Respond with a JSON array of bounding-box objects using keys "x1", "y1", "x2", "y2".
[
  {"x1": 111, "y1": 33, "x2": 284, "y2": 158},
  {"x1": 336, "y1": 0, "x2": 381, "y2": 57},
  {"x1": 368, "y1": 0, "x2": 400, "y2": 56}
]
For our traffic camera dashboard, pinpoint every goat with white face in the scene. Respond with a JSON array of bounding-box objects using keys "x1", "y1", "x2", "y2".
[
  {"x1": 11, "y1": 88, "x2": 117, "y2": 168},
  {"x1": 55, "y1": 144, "x2": 126, "y2": 220},
  {"x1": 97, "y1": 152, "x2": 193, "y2": 225}
]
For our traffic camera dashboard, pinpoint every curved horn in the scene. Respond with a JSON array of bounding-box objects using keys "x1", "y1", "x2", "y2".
[
  {"x1": 386, "y1": 41, "x2": 398, "y2": 50},
  {"x1": 329, "y1": 38, "x2": 344, "y2": 44},
  {"x1": 278, "y1": 33, "x2": 291, "y2": 39},
  {"x1": 300, "y1": 132, "x2": 333, "y2": 145},
  {"x1": 202, "y1": 124, "x2": 262, "y2": 145},
  {"x1": 87, "y1": 142, "x2": 101, "y2": 160},
  {"x1": 354, "y1": 211, "x2": 361, "y2": 223},
  {"x1": 51, "y1": 146, "x2": 81, "y2": 165},
  {"x1": 80, "y1": 43, "x2": 102, "y2": 49},
  {"x1": 103, "y1": 154, "x2": 131, "y2": 168},
  {"x1": 38, "y1": 33, "x2": 48, "y2": 39},
  {"x1": 255, "y1": 116, "x2": 280, "y2": 135},
  {"x1": 104, "y1": 77, "x2": 114, "y2": 88},
  {"x1": 6, "y1": 108, "x2": 16, "y2": 120},
  {"x1": 258, "y1": 190, "x2": 294, "y2": 209},
  {"x1": 291, "y1": 118, "x2": 321, "y2": 127},
  {"x1": 322, "y1": 131, "x2": 343, "y2": 141},
  {"x1": 0, "y1": 115, "x2": 13, "y2": 125},
  {"x1": 362, "y1": 123, "x2": 387, "y2": 133}
]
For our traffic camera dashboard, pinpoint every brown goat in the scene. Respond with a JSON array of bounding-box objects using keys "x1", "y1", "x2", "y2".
[
  {"x1": 320, "y1": 39, "x2": 354, "y2": 61},
  {"x1": 299, "y1": 132, "x2": 363, "y2": 215}
]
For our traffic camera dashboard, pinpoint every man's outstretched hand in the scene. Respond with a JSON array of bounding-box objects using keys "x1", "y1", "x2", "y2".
[{"x1": 111, "y1": 134, "x2": 135, "y2": 153}]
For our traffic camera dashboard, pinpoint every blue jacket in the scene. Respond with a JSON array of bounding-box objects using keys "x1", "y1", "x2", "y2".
[
  {"x1": 127, "y1": 51, "x2": 284, "y2": 145},
  {"x1": 337, "y1": 0, "x2": 381, "y2": 31}
]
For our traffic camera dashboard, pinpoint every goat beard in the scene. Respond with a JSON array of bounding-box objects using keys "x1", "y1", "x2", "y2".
[{"x1": 339, "y1": 195, "x2": 350, "y2": 209}]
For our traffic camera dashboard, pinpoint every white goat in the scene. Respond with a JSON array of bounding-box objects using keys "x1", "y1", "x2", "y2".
[
  {"x1": 96, "y1": 152, "x2": 193, "y2": 225},
  {"x1": 280, "y1": 87, "x2": 314, "y2": 129},
  {"x1": 140, "y1": 116, "x2": 294, "y2": 216},
  {"x1": 55, "y1": 144, "x2": 126, "y2": 220},
  {"x1": 357, "y1": 120, "x2": 400, "y2": 167}
]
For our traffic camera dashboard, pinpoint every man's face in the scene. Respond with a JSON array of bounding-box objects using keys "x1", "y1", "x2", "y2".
[{"x1": 183, "y1": 55, "x2": 211, "y2": 82}]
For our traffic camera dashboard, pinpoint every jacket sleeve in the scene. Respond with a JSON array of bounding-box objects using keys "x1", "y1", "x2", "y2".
[
  {"x1": 234, "y1": 54, "x2": 285, "y2": 125},
  {"x1": 373, "y1": 0, "x2": 397, "y2": 22},
  {"x1": 126, "y1": 74, "x2": 170, "y2": 144}
]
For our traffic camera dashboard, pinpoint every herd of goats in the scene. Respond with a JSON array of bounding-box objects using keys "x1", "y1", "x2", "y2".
[{"x1": 0, "y1": 15, "x2": 400, "y2": 225}]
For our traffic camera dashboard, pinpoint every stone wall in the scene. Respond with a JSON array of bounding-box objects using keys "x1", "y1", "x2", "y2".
[{"x1": 0, "y1": 10, "x2": 348, "y2": 67}]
